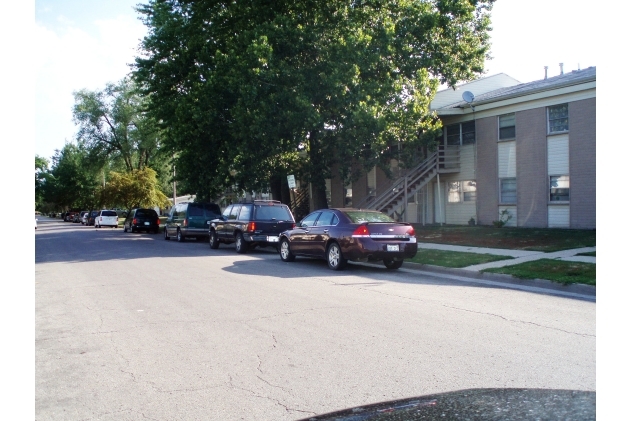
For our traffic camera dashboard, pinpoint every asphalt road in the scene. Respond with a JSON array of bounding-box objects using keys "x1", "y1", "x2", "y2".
[{"x1": 35, "y1": 217, "x2": 596, "y2": 421}]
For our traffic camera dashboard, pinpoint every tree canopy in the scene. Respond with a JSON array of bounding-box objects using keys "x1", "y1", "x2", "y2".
[
  {"x1": 73, "y1": 78, "x2": 165, "y2": 172},
  {"x1": 101, "y1": 168, "x2": 171, "y2": 211},
  {"x1": 134, "y1": 0, "x2": 494, "y2": 208}
]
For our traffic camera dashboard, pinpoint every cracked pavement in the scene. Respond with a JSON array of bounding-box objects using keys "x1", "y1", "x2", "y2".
[{"x1": 35, "y1": 220, "x2": 595, "y2": 420}]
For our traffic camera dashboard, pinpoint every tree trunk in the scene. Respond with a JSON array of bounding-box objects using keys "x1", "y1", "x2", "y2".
[{"x1": 308, "y1": 131, "x2": 329, "y2": 210}]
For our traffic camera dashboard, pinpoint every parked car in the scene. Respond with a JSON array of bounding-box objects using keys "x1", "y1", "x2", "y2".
[
  {"x1": 123, "y1": 208, "x2": 160, "y2": 233},
  {"x1": 73, "y1": 211, "x2": 87, "y2": 223},
  {"x1": 278, "y1": 208, "x2": 417, "y2": 270},
  {"x1": 64, "y1": 211, "x2": 78, "y2": 222},
  {"x1": 86, "y1": 210, "x2": 99, "y2": 226},
  {"x1": 80, "y1": 211, "x2": 90, "y2": 225},
  {"x1": 164, "y1": 202, "x2": 222, "y2": 242},
  {"x1": 208, "y1": 200, "x2": 295, "y2": 253},
  {"x1": 94, "y1": 210, "x2": 119, "y2": 228}
]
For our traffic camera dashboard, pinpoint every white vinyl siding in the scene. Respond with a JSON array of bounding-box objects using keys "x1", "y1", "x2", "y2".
[
  {"x1": 498, "y1": 141, "x2": 516, "y2": 178},
  {"x1": 548, "y1": 205, "x2": 570, "y2": 228},
  {"x1": 547, "y1": 135, "x2": 569, "y2": 175},
  {"x1": 446, "y1": 201, "x2": 477, "y2": 225},
  {"x1": 459, "y1": 145, "x2": 476, "y2": 179}
]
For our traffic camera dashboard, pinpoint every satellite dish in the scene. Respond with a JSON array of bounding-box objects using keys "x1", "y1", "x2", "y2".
[{"x1": 462, "y1": 91, "x2": 475, "y2": 103}]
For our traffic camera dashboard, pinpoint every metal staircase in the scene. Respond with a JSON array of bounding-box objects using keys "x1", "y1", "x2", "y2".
[
  {"x1": 290, "y1": 187, "x2": 311, "y2": 222},
  {"x1": 356, "y1": 146, "x2": 460, "y2": 219}
]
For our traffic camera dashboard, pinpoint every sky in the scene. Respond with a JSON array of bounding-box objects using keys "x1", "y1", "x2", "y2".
[{"x1": 32, "y1": 0, "x2": 599, "y2": 160}]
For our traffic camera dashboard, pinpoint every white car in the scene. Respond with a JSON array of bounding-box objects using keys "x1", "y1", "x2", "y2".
[
  {"x1": 80, "y1": 211, "x2": 90, "y2": 225},
  {"x1": 95, "y1": 210, "x2": 119, "y2": 228}
]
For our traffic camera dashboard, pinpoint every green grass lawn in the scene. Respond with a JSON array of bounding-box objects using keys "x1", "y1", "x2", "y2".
[
  {"x1": 411, "y1": 225, "x2": 595, "y2": 252},
  {"x1": 482, "y1": 259, "x2": 596, "y2": 286},
  {"x1": 407, "y1": 249, "x2": 513, "y2": 268}
]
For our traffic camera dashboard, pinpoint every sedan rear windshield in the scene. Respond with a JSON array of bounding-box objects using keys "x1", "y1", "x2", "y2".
[
  {"x1": 102, "y1": 211, "x2": 118, "y2": 217},
  {"x1": 254, "y1": 205, "x2": 292, "y2": 221},
  {"x1": 344, "y1": 210, "x2": 395, "y2": 223}
]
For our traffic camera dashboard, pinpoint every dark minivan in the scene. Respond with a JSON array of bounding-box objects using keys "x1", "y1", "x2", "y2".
[
  {"x1": 164, "y1": 202, "x2": 222, "y2": 242},
  {"x1": 123, "y1": 208, "x2": 161, "y2": 233},
  {"x1": 209, "y1": 200, "x2": 295, "y2": 253}
]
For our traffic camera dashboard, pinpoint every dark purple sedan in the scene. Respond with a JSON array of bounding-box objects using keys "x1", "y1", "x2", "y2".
[{"x1": 278, "y1": 208, "x2": 417, "y2": 270}]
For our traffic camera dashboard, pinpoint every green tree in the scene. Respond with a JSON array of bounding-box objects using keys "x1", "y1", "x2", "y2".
[
  {"x1": 73, "y1": 78, "x2": 165, "y2": 172},
  {"x1": 101, "y1": 167, "x2": 170, "y2": 212},
  {"x1": 35, "y1": 155, "x2": 51, "y2": 211},
  {"x1": 45, "y1": 144, "x2": 102, "y2": 211},
  {"x1": 134, "y1": 0, "x2": 494, "y2": 208}
]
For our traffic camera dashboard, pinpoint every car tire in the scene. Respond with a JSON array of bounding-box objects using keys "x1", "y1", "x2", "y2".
[
  {"x1": 164, "y1": 227, "x2": 170, "y2": 240},
  {"x1": 235, "y1": 232, "x2": 248, "y2": 254},
  {"x1": 383, "y1": 259, "x2": 403, "y2": 270},
  {"x1": 327, "y1": 242, "x2": 347, "y2": 271},
  {"x1": 209, "y1": 230, "x2": 219, "y2": 249},
  {"x1": 279, "y1": 238, "x2": 295, "y2": 262},
  {"x1": 177, "y1": 229, "x2": 184, "y2": 242}
]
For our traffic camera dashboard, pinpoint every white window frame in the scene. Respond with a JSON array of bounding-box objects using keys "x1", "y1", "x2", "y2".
[
  {"x1": 547, "y1": 104, "x2": 569, "y2": 134},
  {"x1": 447, "y1": 180, "x2": 477, "y2": 203},
  {"x1": 549, "y1": 175, "x2": 570, "y2": 202},
  {"x1": 499, "y1": 177, "x2": 517, "y2": 204},
  {"x1": 498, "y1": 113, "x2": 516, "y2": 141},
  {"x1": 445, "y1": 121, "x2": 476, "y2": 146}
]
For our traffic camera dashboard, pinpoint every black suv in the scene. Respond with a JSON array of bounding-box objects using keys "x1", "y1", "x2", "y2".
[
  {"x1": 165, "y1": 202, "x2": 222, "y2": 242},
  {"x1": 209, "y1": 200, "x2": 295, "y2": 253},
  {"x1": 123, "y1": 208, "x2": 160, "y2": 234}
]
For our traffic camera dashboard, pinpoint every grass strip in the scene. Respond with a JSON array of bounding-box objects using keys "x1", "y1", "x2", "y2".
[
  {"x1": 576, "y1": 251, "x2": 596, "y2": 257},
  {"x1": 407, "y1": 249, "x2": 513, "y2": 268},
  {"x1": 482, "y1": 258, "x2": 596, "y2": 286}
]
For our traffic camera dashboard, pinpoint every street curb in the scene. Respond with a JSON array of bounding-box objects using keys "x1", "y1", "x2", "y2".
[{"x1": 401, "y1": 261, "x2": 596, "y2": 298}]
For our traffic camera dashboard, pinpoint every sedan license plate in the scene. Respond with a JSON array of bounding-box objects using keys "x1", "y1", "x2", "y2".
[
  {"x1": 267, "y1": 236, "x2": 279, "y2": 243},
  {"x1": 144, "y1": 222, "x2": 150, "y2": 226},
  {"x1": 387, "y1": 244, "x2": 399, "y2": 252}
]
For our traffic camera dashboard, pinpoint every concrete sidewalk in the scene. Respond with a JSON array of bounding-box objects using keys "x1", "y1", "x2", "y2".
[{"x1": 417, "y1": 243, "x2": 596, "y2": 271}]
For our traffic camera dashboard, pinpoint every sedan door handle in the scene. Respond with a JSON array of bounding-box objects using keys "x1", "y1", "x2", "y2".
[{"x1": 323, "y1": 229, "x2": 329, "y2": 233}]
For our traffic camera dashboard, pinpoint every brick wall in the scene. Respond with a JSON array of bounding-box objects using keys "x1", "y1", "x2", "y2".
[
  {"x1": 516, "y1": 108, "x2": 549, "y2": 227},
  {"x1": 475, "y1": 116, "x2": 499, "y2": 225},
  {"x1": 569, "y1": 98, "x2": 596, "y2": 229}
]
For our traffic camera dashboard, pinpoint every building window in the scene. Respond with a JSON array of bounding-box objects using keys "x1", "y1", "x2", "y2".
[
  {"x1": 500, "y1": 178, "x2": 517, "y2": 204},
  {"x1": 548, "y1": 104, "x2": 568, "y2": 133},
  {"x1": 463, "y1": 181, "x2": 477, "y2": 201},
  {"x1": 499, "y1": 113, "x2": 515, "y2": 140},
  {"x1": 446, "y1": 124, "x2": 461, "y2": 146},
  {"x1": 448, "y1": 180, "x2": 477, "y2": 203},
  {"x1": 445, "y1": 121, "x2": 476, "y2": 145},
  {"x1": 550, "y1": 175, "x2": 570, "y2": 201},
  {"x1": 448, "y1": 182, "x2": 461, "y2": 203}
]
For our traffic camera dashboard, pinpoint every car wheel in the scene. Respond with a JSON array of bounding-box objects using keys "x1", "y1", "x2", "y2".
[
  {"x1": 209, "y1": 230, "x2": 219, "y2": 249},
  {"x1": 177, "y1": 229, "x2": 184, "y2": 242},
  {"x1": 235, "y1": 232, "x2": 248, "y2": 254},
  {"x1": 279, "y1": 238, "x2": 295, "y2": 262},
  {"x1": 327, "y1": 242, "x2": 347, "y2": 271},
  {"x1": 383, "y1": 259, "x2": 403, "y2": 270},
  {"x1": 164, "y1": 227, "x2": 170, "y2": 240}
]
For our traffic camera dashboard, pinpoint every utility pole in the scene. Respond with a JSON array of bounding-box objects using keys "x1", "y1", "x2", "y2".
[{"x1": 172, "y1": 161, "x2": 176, "y2": 207}]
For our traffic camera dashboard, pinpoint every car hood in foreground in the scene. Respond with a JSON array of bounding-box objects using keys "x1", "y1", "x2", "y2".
[{"x1": 297, "y1": 388, "x2": 595, "y2": 421}]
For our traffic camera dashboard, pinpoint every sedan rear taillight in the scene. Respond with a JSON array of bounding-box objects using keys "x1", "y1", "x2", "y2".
[
  {"x1": 352, "y1": 225, "x2": 370, "y2": 237},
  {"x1": 247, "y1": 222, "x2": 256, "y2": 232},
  {"x1": 156, "y1": 219, "x2": 160, "y2": 226},
  {"x1": 406, "y1": 226, "x2": 416, "y2": 237},
  {"x1": 291, "y1": 223, "x2": 296, "y2": 229},
  {"x1": 133, "y1": 218, "x2": 138, "y2": 225}
]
